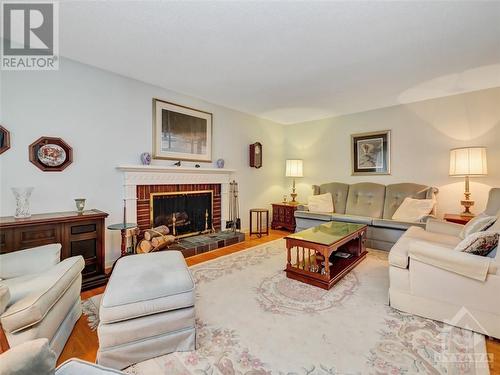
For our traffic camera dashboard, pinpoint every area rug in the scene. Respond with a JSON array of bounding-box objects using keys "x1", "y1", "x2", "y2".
[{"x1": 83, "y1": 239, "x2": 489, "y2": 375}]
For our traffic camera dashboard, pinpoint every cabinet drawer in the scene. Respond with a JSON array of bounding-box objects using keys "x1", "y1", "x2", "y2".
[
  {"x1": 14, "y1": 224, "x2": 62, "y2": 250},
  {"x1": 71, "y1": 223, "x2": 97, "y2": 235}
]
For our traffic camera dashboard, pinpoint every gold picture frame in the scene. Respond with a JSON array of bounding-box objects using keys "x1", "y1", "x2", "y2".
[{"x1": 153, "y1": 98, "x2": 213, "y2": 162}]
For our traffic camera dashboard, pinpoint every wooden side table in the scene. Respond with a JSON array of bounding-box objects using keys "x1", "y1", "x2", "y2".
[
  {"x1": 249, "y1": 209, "x2": 269, "y2": 237},
  {"x1": 271, "y1": 203, "x2": 298, "y2": 232},
  {"x1": 107, "y1": 223, "x2": 138, "y2": 256},
  {"x1": 443, "y1": 214, "x2": 474, "y2": 225}
]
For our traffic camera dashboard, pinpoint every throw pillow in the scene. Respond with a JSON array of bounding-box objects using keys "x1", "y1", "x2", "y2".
[
  {"x1": 487, "y1": 246, "x2": 498, "y2": 259},
  {"x1": 459, "y1": 214, "x2": 497, "y2": 239},
  {"x1": 308, "y1": 193, "x2": 334, "y2": 212},
  {"x1": 392, "y1": 197, "x2": 435, "y2": 222},
  {"x1": 455, "y1": 231, "x2": 499, "y2": 256}
]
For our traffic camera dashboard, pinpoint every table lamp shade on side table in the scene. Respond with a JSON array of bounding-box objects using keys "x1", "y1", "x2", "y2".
[
  {"x1": 449, "y1": 147, "x2": 488, "y2": 216},
  {"x1": 286, "y1": 159, "x2": 303, "y2": 204}
]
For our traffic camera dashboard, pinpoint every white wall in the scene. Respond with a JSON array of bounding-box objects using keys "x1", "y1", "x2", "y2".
[
  {"x1": 285, "y1": 87, "x2": 500, "y2": 216},
  {"x1": 0, "y1": 58, "x2": 286, "y2": 265}
]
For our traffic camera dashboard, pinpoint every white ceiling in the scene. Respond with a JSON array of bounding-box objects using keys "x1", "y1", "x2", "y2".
[{"x1": 59, "y1": 1, "x2": 500, "y2": 124}]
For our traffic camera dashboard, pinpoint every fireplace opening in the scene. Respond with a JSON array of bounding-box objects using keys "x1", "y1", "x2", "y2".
[{"x1": 150, "y1": 190, "x2": 213, "y2": 238}]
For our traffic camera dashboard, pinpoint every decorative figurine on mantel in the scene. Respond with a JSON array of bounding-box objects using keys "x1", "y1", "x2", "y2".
[{"x1": 173, "y1": 161, "x2": 181, "y2": 167}]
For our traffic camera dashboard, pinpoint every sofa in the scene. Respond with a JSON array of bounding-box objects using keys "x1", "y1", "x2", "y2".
[
  {"x1": 389, "y1": 188, "x2": 500, "y2": 338},
  {"x1": 0, "y1": 244, "x2": 84, "y2": 358},
  {"x1": 294, "y1": 182, "x2": 438, "y2": 250}
]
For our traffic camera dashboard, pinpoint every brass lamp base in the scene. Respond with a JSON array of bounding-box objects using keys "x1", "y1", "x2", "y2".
[
  {"x1": 289, "y1": 192, "x2": 299, "y2": 205},
  {"x1": 460, "y1": 199, "x2": 475, "y2": 216}
]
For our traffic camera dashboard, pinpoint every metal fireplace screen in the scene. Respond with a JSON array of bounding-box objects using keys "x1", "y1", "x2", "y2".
[{"x1": 150, "y1": 190, "x2": 213, "y2": 238}]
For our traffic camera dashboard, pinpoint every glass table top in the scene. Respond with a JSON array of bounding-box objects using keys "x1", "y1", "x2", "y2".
[
  {"x1": 285, "y1": 221, "x2": 366, "y2": 246},
  {"x1": 107, "y1": 223, "x2": 138, "y2": 230}
]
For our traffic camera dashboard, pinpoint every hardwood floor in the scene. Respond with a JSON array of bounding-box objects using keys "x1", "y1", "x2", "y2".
[{"x1": 58, "y1": 229, "x2": 499, "y2": 373}]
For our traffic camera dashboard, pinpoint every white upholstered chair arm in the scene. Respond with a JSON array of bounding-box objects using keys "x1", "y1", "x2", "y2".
[
  {"x1": 0, "y1": 285, "x2": 10, "y2": 315},
  {"x1": 0, "y1": 244, "x2": 61, "y2": 279},
  {"x1": 409, "y1": 241, "x2": 497, "y2": 281},
  {"x1": 425, "y1": 219, "x2": 463, "y2": 237}
]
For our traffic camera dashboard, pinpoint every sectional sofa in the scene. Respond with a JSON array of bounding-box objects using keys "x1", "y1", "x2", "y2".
[{"x1": 294, "y1": 182, "x2": 438, "y2": 251}]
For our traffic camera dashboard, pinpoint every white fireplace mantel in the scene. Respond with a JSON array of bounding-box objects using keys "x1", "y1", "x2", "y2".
[{"x1": 116, "y1": 165, "x2": 236, "y2": 225}]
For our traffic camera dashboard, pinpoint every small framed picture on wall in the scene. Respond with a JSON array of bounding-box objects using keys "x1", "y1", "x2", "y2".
[{"x1": 351, "y1": 130, "x2": 391, "y2": 175}]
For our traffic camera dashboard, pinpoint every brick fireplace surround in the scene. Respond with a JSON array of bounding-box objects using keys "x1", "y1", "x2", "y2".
[{"x1": 136, "y1": 183, "x2": 222, "y2": 235}]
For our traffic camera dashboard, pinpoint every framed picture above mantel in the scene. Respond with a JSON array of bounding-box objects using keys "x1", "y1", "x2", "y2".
[
  {"x1": 153, "y1": 98, "x2": 212, "y2": 162},
  {"x1": 351, "y1": 130, "x2": 391, "y2": 175}
]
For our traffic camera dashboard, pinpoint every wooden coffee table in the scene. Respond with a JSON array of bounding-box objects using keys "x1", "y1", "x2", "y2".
[{"x1": 284, "y1": 221, "x2": 368, "y2": 290}]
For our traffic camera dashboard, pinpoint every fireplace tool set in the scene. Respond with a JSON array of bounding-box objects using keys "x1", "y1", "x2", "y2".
[{"x1": 226, "y1": 180, "x2": 241, "y2": 231}]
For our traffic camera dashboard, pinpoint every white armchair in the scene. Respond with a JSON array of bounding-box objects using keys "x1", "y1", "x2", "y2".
[
  {"x1": 0, "y1": 339, "x2": 125, "y2": 375},
  {"x1": 0, "y1": 244, "x2": 84, "y2": 358},
  {"x1": 389, "y1": 188, "x2": 500, "y2": 338}
]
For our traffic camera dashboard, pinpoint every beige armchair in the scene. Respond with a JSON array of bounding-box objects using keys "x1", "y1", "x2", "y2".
[
  {"x1": 0, "y1": 339, "x2": 125, "y2": 374},
  {"x1": 0, "y1": 244, "x2": 84, "y2": 358},
  {"x1": 389, "y1": 188, "x2": 500, "y2": 338}
]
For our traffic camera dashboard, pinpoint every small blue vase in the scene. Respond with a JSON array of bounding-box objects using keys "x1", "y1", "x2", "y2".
[{"x1": 216, "y1": 159, "x2": 225, "y2": 168}]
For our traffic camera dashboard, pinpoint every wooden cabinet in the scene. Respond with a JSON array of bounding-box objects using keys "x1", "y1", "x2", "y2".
[
  {"x1": 0, "y1": 210, "x2": 109, "y2": 290},
  {"x1": 271, "y1": 203, "x2": 298, "y2": 232}
]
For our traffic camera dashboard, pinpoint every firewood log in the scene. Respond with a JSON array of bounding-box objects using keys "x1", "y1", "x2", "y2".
[
  {"x1": 151, "y1": 235, "x2": 176, "y2": 249},
  {"x1": 137, "y1": 239, "x2": 153, "y2": 254},
  {"x1": 143, "y1": 225, "x2": 170, "y2": 241}
]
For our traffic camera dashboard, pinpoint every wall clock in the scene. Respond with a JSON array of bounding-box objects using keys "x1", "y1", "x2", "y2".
[{"x1": 249, "y1": 142, "x2": 262, "y2": 168}]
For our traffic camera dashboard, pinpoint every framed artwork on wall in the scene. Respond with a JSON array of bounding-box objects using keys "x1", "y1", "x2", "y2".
[
  {"x1": 29, "y1": 136, "x2": 73, "y2": 172},
  {"x1": 351, "y1": 130, "x2": 391, "y2": 175},
  {"x1": 0, "y1": 125, "x2": 11, "y2": 155},
  {"x1": 153, "y1": 98, "x2": 212, "y2": 162}
]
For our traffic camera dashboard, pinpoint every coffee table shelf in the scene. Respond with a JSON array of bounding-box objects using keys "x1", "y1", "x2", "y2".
[{"x1": 285, "y1": 222, "x2": 367, "y2": 290}]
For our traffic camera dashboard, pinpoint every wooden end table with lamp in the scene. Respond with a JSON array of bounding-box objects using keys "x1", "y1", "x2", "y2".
[{"x1": 272, "y1": 159, "x2": 303, "y2": 232}]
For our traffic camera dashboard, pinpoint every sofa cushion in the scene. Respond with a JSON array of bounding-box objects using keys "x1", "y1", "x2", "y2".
[
  {"x1": 391, "y1": 198, "x2": 435, "y2": 222},
  {"x1": 313, "y1": 182, "x2": 350, "y2": 214},
  {"x1": 330, "y1": 213, "x2": 373, "y2": 225},
  {"x1": 0, "y1": 338, "x2": 56, "y2": 375},
  {"x1": 484, "y1": 188, "x2": 500, "y2": 216},
  {"x1": 294, "y1": 210, "x2": 333, "y2": 221},
  {"x1": 372, "y1": 219, "x2": 425, "y2": 231},
  {"x1": 1, "y1": 257, "x2": 84, "y2": 333},
  {"x1": 0, "y1": 244, "x2": 61, "y2": 280},
  {"x1": 345, "y1": 182, "x2": 386, "y2": 218},
  {"x1": 459, "y1": 214, "x2": 497, "y2": 239},
  {"x1": 100, "y1": 251, "x2": 195, "y2": 324},
  {"x1": 383, "y1": 183, "x2": 433, "y2": 219},
  {"x1": 308, "y1": 193, "x2": 334, "y2": 212}
]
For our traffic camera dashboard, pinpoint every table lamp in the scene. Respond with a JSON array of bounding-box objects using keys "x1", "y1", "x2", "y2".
[
  {"x1": 449, "y1": 147, "x2": 487, "y2": 216},
  {"x1": 285, "y1": 159, "x2": 303, "y2": 204}
]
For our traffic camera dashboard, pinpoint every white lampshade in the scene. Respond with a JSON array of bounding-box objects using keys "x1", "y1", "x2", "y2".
[
  {"x1": 449, "y1": 147, "x2": 488, "y2": 177},
  {"x1": 285, "y1": 159, "x2": 303, "y2": 177}
]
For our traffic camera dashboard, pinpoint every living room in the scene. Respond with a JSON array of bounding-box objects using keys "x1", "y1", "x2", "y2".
[{"x1": 1, "y1": 1, "x2": 499, "y2": 374}]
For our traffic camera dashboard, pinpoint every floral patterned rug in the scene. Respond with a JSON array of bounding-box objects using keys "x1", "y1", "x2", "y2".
[{"x1": 83, "y1": 239, "x2": 489, "y2": 375}]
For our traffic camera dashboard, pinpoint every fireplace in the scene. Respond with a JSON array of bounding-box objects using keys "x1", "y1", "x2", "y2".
[
  {"x1": 150, "y1": 190, "x2": 213, "y2": 238},
  {"x1": 136, "y1": 183, "x2": 222, "y2": 238}
]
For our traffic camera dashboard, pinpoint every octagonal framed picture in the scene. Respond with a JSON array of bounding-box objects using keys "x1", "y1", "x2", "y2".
[
  {"x1": 0, "y1": 125, "x2": 11, "y2": 155},
  {"x1": 29, "y1": 136, "x2": 73, "y2": 172}
]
